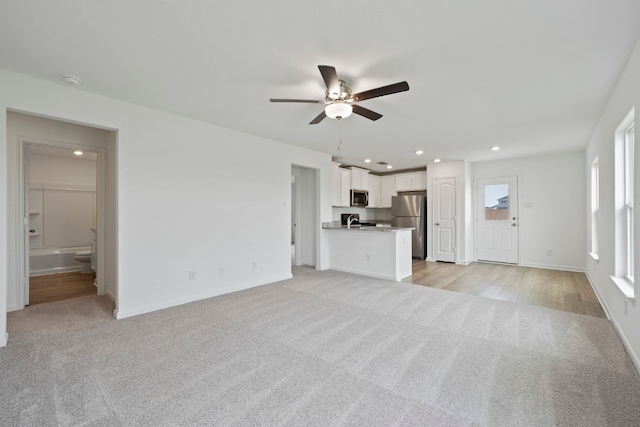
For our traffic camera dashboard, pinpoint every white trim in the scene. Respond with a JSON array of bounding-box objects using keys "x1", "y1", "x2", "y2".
[
  {"x1": 30, "y1": 182, "x2": 96, "y2": 191},
  {"x1": 327, "y1": 266, "x2": 407, "y2": 282},
  {"x1": 0, "y1": 333, "x2": 7, "y2": 347},
  {"x1": 589, "y1": 252, "x2": 600, "y2": 262},
  {"x1": 609, "y1": 275, "x2": 636, "y2": 299},
  {"x1": 586, "y1": 273, "x2": 640, "y2": 375},
  {"x1": 519, "y1": 262, "x2": 585, "y2": 273},
  {"x1": 113, "y1": 274, "x2": 293, "y2": 319}
]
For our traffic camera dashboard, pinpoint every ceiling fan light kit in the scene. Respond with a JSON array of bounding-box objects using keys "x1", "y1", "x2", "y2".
[
  {"x1": 325, "y1": 102, "x2": 352, "y2": 120},
  {"x1": 270, "y1": 65, "x2": 409, "y2": 125}
]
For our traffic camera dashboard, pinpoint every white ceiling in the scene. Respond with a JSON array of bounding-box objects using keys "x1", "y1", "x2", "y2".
[{"x1": 2, "y1": 0, "x2": 640, "y2": 172}]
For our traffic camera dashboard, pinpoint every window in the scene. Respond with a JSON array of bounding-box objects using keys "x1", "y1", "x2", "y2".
[
  {"x1": 590, "y1": 157, "x2": 599, "y2": 260},
  {"x1": 611, "y1": 108, "x2": 635, "y2": 299}
]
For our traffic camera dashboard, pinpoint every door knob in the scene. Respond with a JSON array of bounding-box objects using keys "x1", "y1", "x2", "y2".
[
  {"x1": 435, "y1": 223, "x2": 440, "y2": 226},
  {"x1": 29, "y1": 229, "x2": 35, "y2": 233},
  {"x1": 512, "y1": 223, "x2": 516, "y2": 226}
]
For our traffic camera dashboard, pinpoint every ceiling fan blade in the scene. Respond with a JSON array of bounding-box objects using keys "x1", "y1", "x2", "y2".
[
  {"x1": 352, "y1": 105, "x2": 383, "y2": 121},
  {"x1": 309, "y1": 110, "x2": 326, "y2": 125},
  {"x1": 318, "y1": 65, "x2": 340, "y2": 96},
  {"x1": 270, "y1": 98, "x2": 324, "y2": 103},
  {"x1": 352, "y1": 81, "x2": 409, "y2": 102}
]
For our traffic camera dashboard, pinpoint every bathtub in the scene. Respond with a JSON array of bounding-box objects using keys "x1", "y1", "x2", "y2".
[{"x1": 29, "y1": 246, "x2": 91, "y2": 276}]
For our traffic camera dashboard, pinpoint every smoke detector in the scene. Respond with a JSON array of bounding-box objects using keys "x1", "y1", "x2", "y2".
[{"x1": 61, "y1": 75, "x2": 82, "y2": 85}]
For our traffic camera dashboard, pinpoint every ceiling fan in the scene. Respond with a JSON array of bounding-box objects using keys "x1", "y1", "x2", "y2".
[{"x1": 270, "y1": 65, "x2": 409, "y2": 125}]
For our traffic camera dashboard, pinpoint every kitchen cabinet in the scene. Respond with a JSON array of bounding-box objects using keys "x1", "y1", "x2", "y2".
[
  {"x1": 331, "y1": 163, "x2": 352, "y2": 207},
  {"x1": 395, "y1": 171, "x2": 427, "y2": 192},
  {"x1": 380, "y1": 175, "x2": 397, "y2": 208},
  {"x1": 368, "y1": 174, "x2": 380, "y2": 207},
  {"x1": 349, "y1": 167, "x2": 369, "y2": 191},
  {"x1": 339, "y1": 168, "x2": 351, "y2": 207},
  {"x1": 331, "y1": 162, "x2": 341, "y2": 206}
]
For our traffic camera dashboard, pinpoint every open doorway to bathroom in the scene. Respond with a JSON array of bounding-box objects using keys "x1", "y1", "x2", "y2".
[
  {"x1": 7, "y1": 110, "x2": 117, "y2": 313},
  {"x1": 26, "y1": 144, "x2": 98, "y2": 304}
]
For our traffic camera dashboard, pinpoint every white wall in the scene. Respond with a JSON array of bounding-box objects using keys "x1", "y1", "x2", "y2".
[
  {"x1": 472, "y1": 151, "x2": 586, "y2": 271},
  {"x1": 30, "y1": 152, "x2": 97, "y2": 185},
  {"x1": 0, "y1": 69, "x2": 332, "y2": 346},
  {"x1": 29, "y1": 152, "x2": 97, "y2": 250},
  {"x1": 585, "y1": 36, "x2": 640, "y2": 371}
]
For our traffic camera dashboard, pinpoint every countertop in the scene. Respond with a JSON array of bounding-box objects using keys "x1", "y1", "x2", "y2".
[{"x1": 322, "y1": 224, "x2": 414, "y2": 233}]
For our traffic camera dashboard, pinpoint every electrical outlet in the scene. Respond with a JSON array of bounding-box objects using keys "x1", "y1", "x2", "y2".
[
  {"x1": 252, "y1": 261, "x2": 257, "y2": 270},
  {"x1": 188, "y1": 271, "x2": 196, "y2": 281},
  {"x1": 218, "y1": 267, "x2": 224, "y2": 276},
  {"x1": 546, "y1": 250, "x2": 553, "y2": 256},
  {"x1": 366, "y1": 254, "x2": 371, "y2": 261}
]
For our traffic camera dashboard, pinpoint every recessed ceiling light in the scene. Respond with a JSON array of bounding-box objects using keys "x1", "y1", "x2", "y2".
[
  {"x1": 491, "y1": 146, "x2": 501, "y2": 151},
  {"x1": 434, "y1": 158, "x2": 441, "y2": 163},
  {"x1": 61, "y1": 75, "x2": 82, "y2": 85},
  {"x1": 386, "y1": 165, "x2": 393, "y2": 169},
  {"x1": 364, "y1": 159, "x2": 371, "y2": 163},
  {"x1": 73, "y1": 150, "x2": 83, "y2": 156},
  {"x1": 415, "y1": 150, "x2": 424, "y2": 155}
]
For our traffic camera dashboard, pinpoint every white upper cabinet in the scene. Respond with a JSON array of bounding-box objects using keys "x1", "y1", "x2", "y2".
[
  {"x1": 368, "y1": 175, "x2": 381, "y2": 208},
  {"x1": 395, "y1": 171, "x2": 427, "y2": 192},
  {"x1": 349, "y1": 167, "x2": 369, "y2": 191},
  {"x1": 331, "y1": 162, "x2": 341, "y2": 206},
  {"x1": 380, "y1": 175, "x2": 397, "y2": 208},
  {"x1": 331, "y1": 162, "x2": 352, "y2": 207},
  {"x1": 339, "y1": 169, "x2": 351, "y2": 207}
]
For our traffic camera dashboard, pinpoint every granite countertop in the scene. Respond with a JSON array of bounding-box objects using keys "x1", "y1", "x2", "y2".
[{"x1": 322, "y1": 223, "x2": 414, "y2": 233}]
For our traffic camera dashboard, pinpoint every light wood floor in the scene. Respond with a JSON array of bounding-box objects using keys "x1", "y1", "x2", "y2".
[
  {"x1": 405, "y1": 260, "x2": 606, "y2": 318},
  {"x1": 29, "y1": 272, "x2": 97, "y2": 305}
]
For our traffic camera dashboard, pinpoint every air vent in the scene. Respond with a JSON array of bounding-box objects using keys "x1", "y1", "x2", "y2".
[{"x1": 376, "y1": 161, "x2": 388, "y2": 165}]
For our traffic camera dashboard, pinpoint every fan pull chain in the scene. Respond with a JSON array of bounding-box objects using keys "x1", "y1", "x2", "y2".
[{"x1": 337, "y1": 123, "x2": 343, "y2": 151}]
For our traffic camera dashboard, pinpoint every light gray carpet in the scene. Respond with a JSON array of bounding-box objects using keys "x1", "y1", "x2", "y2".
[{"x1": 2, "y1": 267, "x2": 640, "y2": 426}]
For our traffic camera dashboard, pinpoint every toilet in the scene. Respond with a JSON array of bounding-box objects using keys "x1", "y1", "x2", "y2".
[{"x1": 74, "y1": 250, "x2": 93, "y2": 274}]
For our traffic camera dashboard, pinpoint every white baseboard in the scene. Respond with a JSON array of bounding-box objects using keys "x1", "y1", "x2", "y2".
[
  {"x1": 519, "y1": 261, "x2": 585, "y2": 273},
  {"x1": 113, "y1": 273, "x2": 293, "y2": 320},
  {"x1": 328, "y1": 266, "x2": 406, "y2": 282},
  {"x1": 0, "y1": 332, "x2": 7, "y2": 347},
  {"x1": 585, "y1": 272, "x2": 640, "y2": 376},
  {"x1": 456, "y1": 260, "x2": 473, "y2": 266}
]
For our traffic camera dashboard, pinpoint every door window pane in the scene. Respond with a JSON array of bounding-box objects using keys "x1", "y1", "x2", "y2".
[{"x1": 484, "y1": 184, "x2": 509, "y2": 221}]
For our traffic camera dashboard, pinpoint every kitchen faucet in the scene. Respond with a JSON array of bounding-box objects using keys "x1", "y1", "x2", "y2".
[{"x1": 347, "y1": 214, "x2": 357, "y2": 229}]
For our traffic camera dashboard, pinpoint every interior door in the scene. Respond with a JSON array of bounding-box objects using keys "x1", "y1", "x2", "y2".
[
  {"x1": 477, "y1": 176, "x2": 519, "y2": 263},
  {"x1": 434, "y1": 177, "x2": 456, "y2": 262}
]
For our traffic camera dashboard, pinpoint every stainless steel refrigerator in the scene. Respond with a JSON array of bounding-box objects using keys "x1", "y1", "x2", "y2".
[{"x1": 391, "y1": 195, "x2": 426, "y2": 260}]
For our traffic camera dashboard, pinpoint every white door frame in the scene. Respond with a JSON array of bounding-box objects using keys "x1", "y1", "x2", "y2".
[
  {"x1": 475, "y1": 175, "x2": 520, "y2": 264},
  {"x1": 16, "y1": 137, "x2": 107, "y2": 308}
]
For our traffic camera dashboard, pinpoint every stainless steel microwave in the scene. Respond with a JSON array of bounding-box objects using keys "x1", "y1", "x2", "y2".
[{"x1": 351, "y1": 190, "x2": 369, "y2": 207}]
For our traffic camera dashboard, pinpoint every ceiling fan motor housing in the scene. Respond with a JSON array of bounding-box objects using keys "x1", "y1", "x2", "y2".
[{"x1": 326, "y1": 80, "x2": 352, "y2": 102}]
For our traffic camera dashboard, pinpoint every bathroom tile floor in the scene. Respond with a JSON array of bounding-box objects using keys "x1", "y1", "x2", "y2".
[{"x1": 29, "y1": 271, "x2": 97, "y2": 305}]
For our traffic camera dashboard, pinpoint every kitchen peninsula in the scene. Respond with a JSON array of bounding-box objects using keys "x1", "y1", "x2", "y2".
[{"x1": 323, "y1": 223, "x2": 413, "y2": 281}]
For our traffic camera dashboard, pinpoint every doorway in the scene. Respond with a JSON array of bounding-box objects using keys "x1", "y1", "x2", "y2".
[
  {"x1": 25, "y1": 144, "x2": 99, "y2": 305},
  {"x1": 7, "y1": 110, "x2": 117, "y2": 313},
  {"x1": 476, "y1": 176, "x2": 519, "y2": 264},
  {"x1": 291, "y1": 165, "x2": 318, "y2": 268}
]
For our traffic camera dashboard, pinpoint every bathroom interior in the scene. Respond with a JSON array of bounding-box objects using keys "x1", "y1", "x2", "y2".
[{"x1": 28, "y1": 144, "x2": 98, "y2": 304}]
